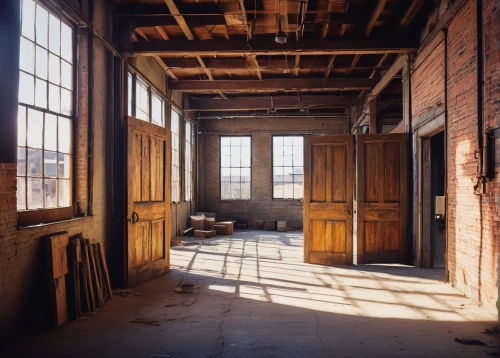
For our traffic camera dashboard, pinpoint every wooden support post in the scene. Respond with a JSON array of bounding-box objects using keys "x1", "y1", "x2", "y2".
[
  {"x1": 369, "y1": 99, "x2": 377, "y2": 134},
  {"x1": 0, "y1": 0, "x2": 20, "y2": 163},
  {"x1": 402, "y1": 56, "x2": 411, "y2": 133}
]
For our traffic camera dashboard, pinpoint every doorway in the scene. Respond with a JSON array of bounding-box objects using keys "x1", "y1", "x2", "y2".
[
  {"x1": 421, "y1": 131, "x2": 446, "y2": 268},
  {"x1": 430, "y1": 132, "x2": 446, "y2": 267}
]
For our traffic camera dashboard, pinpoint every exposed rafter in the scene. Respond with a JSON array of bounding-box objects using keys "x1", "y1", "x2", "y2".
[
  {"x1": 247, "y1": 55, "x2": 263, "y2": 80},
  {"x1": 324, "y1": 55, "x2": 336, "y2": 78},
  {"x1": 345, "y1": 54, "x2": 361, "y2": 76},
  {"x1": 170, "y1": 78, "x2": 376, "y2": 92},
  {"x1": 189, "y1": 95, "x2": 360, "y2": 111},
  {"x1": 163, "y1": 0, "x2": 195, "y2": 40},
  {"x1": 398, "y1": 0, "x2": 425, "y2": 28},
  {"x1": 133, "y1": 30, "x2": 178, "y2": 80},
  {"x1": 293, "y1": 55, "x2": 301, "y2": 77},
  {"x1": 365, "y1": 0, "x2": 387, "y2": 36},
  {"x1": 126, "y1": 38, "x2": 417, "y2": 57},
  {"x1": 320, "y1": 0, "x2": 335, "y2": 39}
]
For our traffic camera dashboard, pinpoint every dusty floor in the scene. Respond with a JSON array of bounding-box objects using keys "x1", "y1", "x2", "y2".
[{"x1": 2, "y1": 231, "x2": 498, "y2": 357}]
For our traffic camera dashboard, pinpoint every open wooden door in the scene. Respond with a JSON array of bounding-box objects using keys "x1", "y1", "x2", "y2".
[
  {"x1": 356, "y1": 134, "x2": 407, "y2": 264},
  {"x1": 304, "y1": 135, "x2": 353, "y2": 265},
  {"x1": 127, "y1": 116, "x2": 170, "y2": 287}
]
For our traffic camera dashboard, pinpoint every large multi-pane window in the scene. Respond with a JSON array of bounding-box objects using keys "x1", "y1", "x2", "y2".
[
  {"x1": 185, "y1": 122, "x2": 192, "y2": 201},
  {"x1": 17, "y1": 0, "x2": 74, "y2": 210},
  {"x1": 171, "y1": 109, "x2": 180, "y2": 202},
  {"x1": 273, "y1": 136, "x2": 304, "y2": 199},
  {"x1": 220, "y1": 137, "x2": 251, "y2": 200},
  {"x1": 128, "y1": 72, "x2": 165, "y2": 127}
]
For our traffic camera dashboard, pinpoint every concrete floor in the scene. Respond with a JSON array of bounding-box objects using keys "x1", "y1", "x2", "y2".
[{"x1": 2, "y1": 231, "x2": 498, "y2": 357}]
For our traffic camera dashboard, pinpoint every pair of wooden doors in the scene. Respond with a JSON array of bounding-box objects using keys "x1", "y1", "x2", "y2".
[
  {"x1": 304, "y1": 134, "x2": 407, "y2": 265},
  {"x1": 126, "y1": 116, "x2": 170, "y2": 287}
]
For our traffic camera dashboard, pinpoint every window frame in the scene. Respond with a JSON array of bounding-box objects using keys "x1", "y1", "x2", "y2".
[
  {"x1": 17, "y1": 0, "x2": 78, "y2": 226},
  {"x1": 271, "y1": 135, "x2": 304, "y2": 201},
  {"x1": 127, "y1": 70, "x2": 166, "y2": 127},
  {"x1": 170, "y1": 106, "x2": 181, "y2": 203},
  {"x1": 184, "y1": 121, "x2": 193, "y2": 202},
  {"x1": 219, "y1": 135, "x2": 252, "y2": 201}
]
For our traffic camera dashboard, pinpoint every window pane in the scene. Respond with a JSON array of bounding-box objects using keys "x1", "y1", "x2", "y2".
[
  {"x1": 220, "y1": 136, "x2": 251, "y2": 200},
  {"x1": 44, "y1": 151, "x2": 57, "y2": 177},
  {"x1": 48, "y1": 84, "x2": 60, "y2": 113},
  {"x1": 272, "y1": 136, "x2": 303, "y2": 199},
  {"x1": 44, "y1": 113, "x2": 57, "y2": 151},
  {"x1": 27, "y1": 109, "x2": 43, "y2": 148},
  {"x1": 151, "y1": 93, "x2": 164, "y2": 126},
  {"x1": 27, "y1": 177, "x2": 43, "y2": 209},
  {"x1": 58, "y1": 153, "x2": 70, "y2": 178},
  {"x1": 17, "y1": 177, "x2": 26, "y2": 211},
  {"x1": 22, "y1": 0, "x2": 36, "y2": 41},
  {"x1": 36, "y1": 45, "x2": 48, "y2": 80},
  {"x1": 58, "y1": 179, "x2": 71, "y2": 207},
  {"x1": 20, "y1": 38, "x2": 35, "y2": 74},
  {"x1": 128, "y1": 73, "x2": 133, "y2": 116},
  {"x1": 60, "y1": 22, "x2": 73, "y2": 63},
  {"x1": 48, "y1": 14, "x2": 60, "y2": 55},
  {"x1": 61, "y1": 61, "x2": 72, "y2": 90},
  {"x1": 18, "y1": 106, "x2": 27, "y2": 146},
  {"x1": 27, "y1": 149, "x2": 42, "y2": 176},
  {"x1": 17, "y1": 147, "x2": 26, "y2": 176},
  {"x1": 136, "y1": 79, "x2": 149, "y2": 121},
  {"x1": 35, "y1": 5, "x2": 48, "y2": 48},
  {"x1": 61, "y1": 88, "x2": 72, "y2": 115},
  {"x1": 48, "y1": 53, "x2": 60, "y2": 85},
  {"x1": 19, "y1": 72, "x2": 35, "y2": 105},
  {"x1": 44, "y1": 179, "x2": 57, "y2": 208},
  {"x1": 58, "y1": 116, "x2": 71, "y2": 153},
  {"x1": 35, "y1": 78, "x2": 47, "y2": 109}
]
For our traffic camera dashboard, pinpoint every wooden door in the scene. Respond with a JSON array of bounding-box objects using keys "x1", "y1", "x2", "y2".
[
  {"x1": 356, "y1": 134, "x2": 407, "y2": 264},
  {"x1": 304, "y1": 135, "x2": 353, "y2": 265},
  {"x1": 127, "y1": 116, "x2": 170, "y2": 287}
]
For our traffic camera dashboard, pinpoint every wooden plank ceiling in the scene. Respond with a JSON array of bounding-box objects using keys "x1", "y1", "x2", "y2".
[{"x1": 117, "y1": 0, "x2": 431, "y2": 115}]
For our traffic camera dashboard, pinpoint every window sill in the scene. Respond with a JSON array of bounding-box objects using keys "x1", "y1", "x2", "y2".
[
  {"x1": 18, "y1": 215, "x2": 87, "y2": 230},
  {"x1": 17, "y1": 206, "x2": 78, "y2": 228}
]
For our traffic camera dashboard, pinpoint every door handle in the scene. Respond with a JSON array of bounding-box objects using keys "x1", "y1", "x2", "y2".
[
  {"x1": 347, "y1": 208, "x2": 352, "y2": 216},
  {"x1": 128, "y1": 212, "x2": 139, "y2": 224}
]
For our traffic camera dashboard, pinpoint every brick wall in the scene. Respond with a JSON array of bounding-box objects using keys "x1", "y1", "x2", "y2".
[
  {"x1": 446, "y1": 0, "x2": 498, "y2": 313},
  {"x1": 199, "y1": 116, "x2": 347, "y2": 229},
  {"x1": 411, "y1": 32, "x2": 446, "y2": 122}
]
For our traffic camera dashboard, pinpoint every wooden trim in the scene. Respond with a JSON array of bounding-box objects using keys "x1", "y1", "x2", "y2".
[{"x1": 18, "y1": 206, "x2": 75, "y2": 228}]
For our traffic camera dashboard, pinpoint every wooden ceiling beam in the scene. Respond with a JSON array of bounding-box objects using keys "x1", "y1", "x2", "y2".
[
  {"x1": 163, "y1": 0, "x2": 195, "y2": 40},
  {"x1": 345, "y1": 54, "x2": 361, "y2": 76},
  {"x1": 170, "y1": 78, "x2": 376, "y2": 91},
  {"x1": 324, "y1": 55, "x2": 336, "y2": 78},
  {"x1": 398, "y1": 0, "x2": 426, "y2": 28},
  {"x1": 155, "y1": 26, "x2": 169, "y2": 40},
  {"x1": 189, "y1": 95, "x2": 360, "y2": 111},
  {"x1": 369, "y1": 53, "x2": 389, "y2": 79},
  {"x1": 133, "y1": 31, "x2": 178, "y2": 80},
  {"x1": 320, "y1": 0, "x2": 335, "y2": 39},
  {"x1": 132, "y1": 15, "x2": 226, "y2": 28},
  {"x1": 365, "y1": 0, "x2": 387, "y2": 36},
  {"x1": 247, "y1": 55, "x2": 263, "y2": 80},
  {"x1": 293, "y1": 55, "x2": 300, "y2": 77},
  {"x1": 127, "y1": 38, "x2": 417, "y2": 57}
]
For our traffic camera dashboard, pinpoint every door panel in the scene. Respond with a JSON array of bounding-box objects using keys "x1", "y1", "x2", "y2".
[
  {"x1": 357, "y1": 134, "x2": 407, "y2": 264},
  {"x1": 304, "y1": 135, "x2": 353, "y2": 265},
  {"x1": 127, "y1": 117, "x2": 170, "y2": 287}
]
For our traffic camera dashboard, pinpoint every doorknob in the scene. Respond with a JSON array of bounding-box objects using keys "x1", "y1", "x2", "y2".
[
  {"x1": 347, "y1": 208, "x2": 352, "y2": 215},
  {"x1": 128, "y1": 212, "x2": 139, "y2": 224}
]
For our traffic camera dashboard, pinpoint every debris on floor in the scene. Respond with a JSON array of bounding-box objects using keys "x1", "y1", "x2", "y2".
[
  {"x1": 173, "y1": 283, "x2": 195, "y2": 294},
  {"x1": 454, "y1": 337, "x2": 486, "y2": 346},
  {"x1": 131, "y1": 317, "x2": 161, "y2": 326},
  {"x1": 483, "y1": 327, "x2": 500, "y2": 335},
  {"x1": 113, "y1": 288, "x2": 133, "y2": 297}
]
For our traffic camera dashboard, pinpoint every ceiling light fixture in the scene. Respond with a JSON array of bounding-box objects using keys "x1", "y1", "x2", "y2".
[{"x1": 275, "y1": 0, "x2": 287, "y2": 44}]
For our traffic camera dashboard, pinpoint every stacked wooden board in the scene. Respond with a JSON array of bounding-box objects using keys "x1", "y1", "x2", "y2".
[{"x1": 47, "y1": 232, "x2": 112, "y2": 326}]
